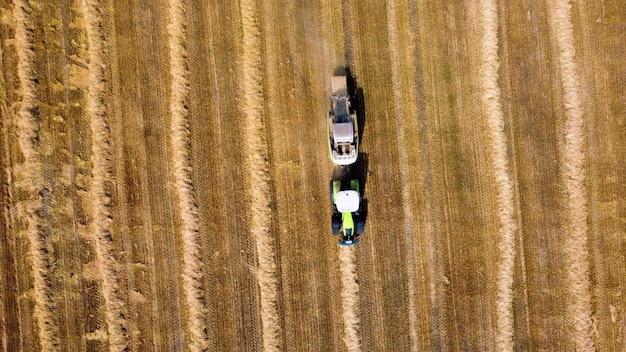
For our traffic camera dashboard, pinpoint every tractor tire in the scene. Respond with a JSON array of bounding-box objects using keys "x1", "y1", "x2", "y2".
[
  {"x1": 332, "y1": 214, "x2": 341, "y2": 235},
  {"x1": 355, "y1": 215, "x2": 365, "y2": 235}
]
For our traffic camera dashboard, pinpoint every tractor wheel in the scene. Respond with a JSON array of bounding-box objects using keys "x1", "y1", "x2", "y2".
[
  {"x1": 355, "y1": 215, "x2": 365, "y2": 235},
  {"x1": 332, "y1": 214, "x2": 341, "y2": 235}
]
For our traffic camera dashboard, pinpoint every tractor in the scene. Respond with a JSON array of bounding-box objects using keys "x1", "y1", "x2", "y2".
[{"x1": 330, "y1": 179, "x2": 365, "y2": 246}]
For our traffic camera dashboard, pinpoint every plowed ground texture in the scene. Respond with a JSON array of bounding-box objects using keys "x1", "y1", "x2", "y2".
[{"x1": 1, "y1": 0, "x2": 624, "y2": 351}]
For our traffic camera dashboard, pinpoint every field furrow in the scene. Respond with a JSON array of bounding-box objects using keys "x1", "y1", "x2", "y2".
[
  {"x1": 0, "y1": 3, "x2": 22, "y2": 351},
  {"x1": 410, "y1": 1, "x2": 447, "y2": 350},
  {"x1": 499, "y1": 0, "x2": 568, "y2": 347},
  {"x1": 341, "y1": 0, "x2": 357, "y2": 70},
  {"x1": 186, "y1": 1, "x2": 262, "y2": 349},
  {"x1": 80, "y1": 0, "x2": 129, "y2": 349},
  {"x1": 384, "y1": 0, "x2": 418, "y2": 348},
  {"x1": 548, "y1": 0, "x2": 594, "y2": 350},
  {"x1": 107, "y1": 2, "x2": 160, "y2": 347},
  {"x1": 239, "y1": 1, "x2": 280, "y2": 350},
  {"x1": 39, "y1": 1, "x2": 108, "y2": 349},
  {"x1": 574, "y1": 2, "x2": 626, "y2": 349},
  {"x1": 112, "y1": 0, "x2": 190, "y2": 348},
  {"x1": 407, "y1": 1, "x2": 437, "y2": 350},
  {"x1": 165, "y1": 1, "x2": 210, "y2": 350}
]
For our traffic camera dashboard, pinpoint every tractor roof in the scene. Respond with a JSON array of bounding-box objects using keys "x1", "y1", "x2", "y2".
[{"x1": 335, "y1": 190, "x2": 360, "y2": 212}]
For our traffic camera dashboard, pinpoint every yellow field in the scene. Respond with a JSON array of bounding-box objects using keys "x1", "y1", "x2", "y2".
[{"x1": 1, "y1": 0, "x2": 624, "y2": 351}]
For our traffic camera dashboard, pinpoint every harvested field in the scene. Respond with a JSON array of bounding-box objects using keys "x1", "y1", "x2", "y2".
[{"x1": 0, "y1": 0, "x2": 624, "y2": 351}]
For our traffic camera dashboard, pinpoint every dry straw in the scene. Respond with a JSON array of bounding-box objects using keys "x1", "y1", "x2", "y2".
[
  {"x1": 240, "y1": 0, "x2": 281, "y2": 350},
  {"x1": 166, "y1": 0, "x2": 211, "y2": 350},
  {"x1": 478, "y1": 0, "x2": 517, "y2": 350},
  {"x1": 339, "y1": 247, "x2": 362, "y2": 352},
  {"x1": 12, "y1": 1, "x2": 59, "y2": 349},
  {"x1": 81, "y1": 0, "x2": 129, "y2": 350},
  {"x1": 548, "y1": 1, "x2": 594, "y2": 350}
]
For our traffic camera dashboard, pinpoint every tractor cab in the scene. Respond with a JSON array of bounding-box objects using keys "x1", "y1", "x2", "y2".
[{"x1": 331, "y1": 180, "x2": 365, "y2": 246}]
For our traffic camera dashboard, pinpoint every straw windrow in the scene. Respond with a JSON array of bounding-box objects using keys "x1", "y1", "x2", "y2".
[
  {"x1": 12, "y1": 1, "x2": 58, "y2": 349},
  {"x1": 478, "y1": 0, "x2": 518, "y2": 349},
  {"x1": 80, "y1": 0, "x2": 129, "y2": 349},
  {"x1": 166, "y1": 1, "x2": 211, "y2": 350},
  {"x1": 548, "y1": 1, "x2": 594, "y2": 350},
  {"x1": 239, "y1": 1, "x2": 281, "y2": 350},
  {"x1": 339, "y1": 247, "x2": 362, "y2": 352}
]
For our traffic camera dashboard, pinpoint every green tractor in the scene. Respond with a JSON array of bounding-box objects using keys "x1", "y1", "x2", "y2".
[{"x1": 330, "y1": 179, "x2": 365, "y2": 246}]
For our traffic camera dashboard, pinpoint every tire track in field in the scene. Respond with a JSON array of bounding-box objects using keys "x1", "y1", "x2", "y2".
[
  {"x1": 239, "y1": 1, "x2": 280, "y2": 350},
  {"x1": 477, "y1": 1, "x2": 517, "y2": 350},
  {"x1": 12, "y1": 2, "x2": 59, "y2": 349},
  {"x1": 547, "y1": 1, "x2": 595, "y2": 350},
  {"x1": 340, "y1": 0, "x2": 357, "y2": 74},
  {"x1": 339, "y1": 247, "x2": 362, "y2": 352},
  {"x1": 407, "y1": 1, "x2": 445, "y2": 349},
  {"x1": 166, "y1": 1, "x2": 210, "y2": 350},
  {"x1": 0, "y1": 31, "x2": 16, "y2": 351},
  {"x1": 384, "y1": 0, "x2": 418, "y2": 348},
  {"x1": 79, "y1": 1, "x2": 128, "y2": 350}
]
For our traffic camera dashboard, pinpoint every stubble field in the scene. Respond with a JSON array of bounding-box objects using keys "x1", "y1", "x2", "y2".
[{"x1": 1, "y1": 0, "x2": 625, "y2": 351}]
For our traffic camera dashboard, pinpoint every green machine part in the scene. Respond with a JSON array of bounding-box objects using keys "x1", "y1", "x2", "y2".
[
  {"x1": 349, "y1": 179, "x2": 359, "y2": 194},
  {"x1": 332, "y1": 180, "x2": 341, "y2": 204},
  {"x1": 342, "y1": 211, "x2": 354, "y2": 231}
]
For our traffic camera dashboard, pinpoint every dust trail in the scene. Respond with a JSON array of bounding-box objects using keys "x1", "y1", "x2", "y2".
[
  {"x1": 384, "y1": 0, "x2": 418, "y2": 348},
  {"x1": 339, "y1": 247, "x2": 362, "y2": 352},
  {"x1": 12, "y1": 1, "x2": 59, "y2": 349},
  {"x1": 548, "y1": 1, "x2": 595, "y2": 350},
  {"x1": 477, "y1": 0, "x2": 517, "y2": 350},
  {"x1": 239, "y1": 1, "x2": 281, "y2": 350},
  {"x1": 79, "y1": 0, "x2": 129, "y2": 350},
  {"x1": 166, "y1": 1, "x2": 210, "y2": 350}
]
